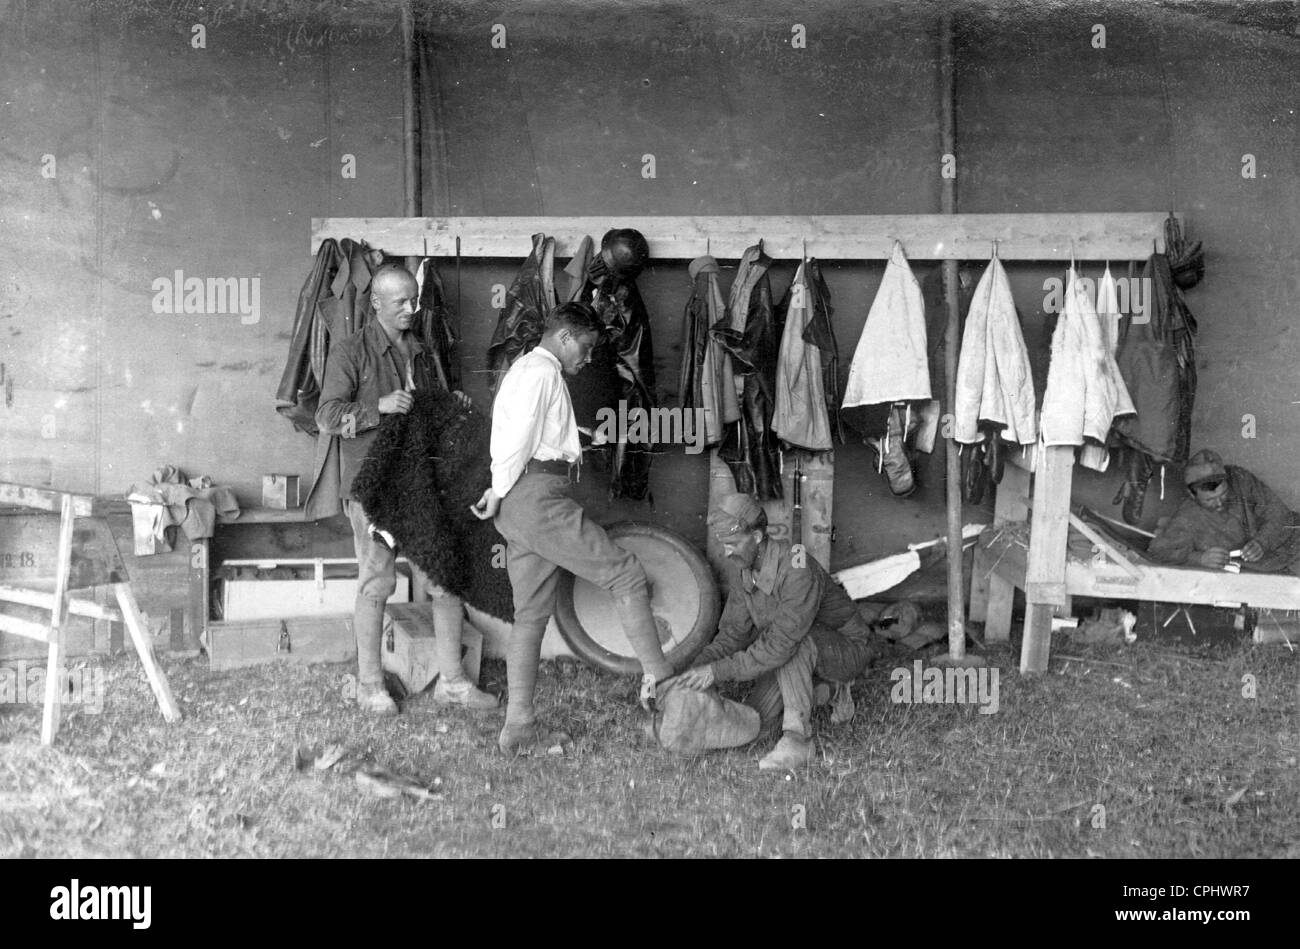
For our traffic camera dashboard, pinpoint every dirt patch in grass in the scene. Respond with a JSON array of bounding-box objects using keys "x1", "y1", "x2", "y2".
[{"x1": 2, "y1": 634, "x2": 1298, "y2": 858}]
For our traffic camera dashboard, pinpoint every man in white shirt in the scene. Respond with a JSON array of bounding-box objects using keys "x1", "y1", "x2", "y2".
[{"x1": 471, "y1": 302, "x2": 675, "y2": 756}]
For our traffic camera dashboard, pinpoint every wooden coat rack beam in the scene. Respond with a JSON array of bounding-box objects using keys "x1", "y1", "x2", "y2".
[{"x1": 311, "y1": 213, "x2": 1178, "y2": 260}]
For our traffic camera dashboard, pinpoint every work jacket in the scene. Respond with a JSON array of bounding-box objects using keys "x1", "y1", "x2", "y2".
[
  {"x1": 695, "y1": 538, "x2": 871, "y2": 683},
  {"x1": 712, "y1": 243, "x2": 783, "y2": 501},
  {"x1": 842, "y1": 241, "x2": 932, "y2": 411},
  {"x1": 314, "y1": 320, "x2": 442, "y2": 504},
  {"x1": 772, "y1": 259, "x2": 843, "y2": 452},
  {"x1": 486, "y1": 233, "x2": 557, "y2": 389},
  {"x1": 1146, "y1": 465, "x2": 1300, "y2": 574},
  {"x1": 1040, "y1": 266, "x2": 1134, "y2": 466},
  {"x1": 679, "y1": 255, "x2": 737, "y2": 447},
  {"x1": 276, "y1": 238, "x2": 376, "y2": 435},
  {"x1": 1112, "y1": 254, "x2": 1198, "y2": 464},
  {"x1": 953, "y1": 254, "x2": 1037, "y2": 446}
]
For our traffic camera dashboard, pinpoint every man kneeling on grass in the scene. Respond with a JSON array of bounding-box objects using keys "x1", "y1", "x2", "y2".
[{"x1": 673, "y1": 493, "x2": 882, "y2": 771}]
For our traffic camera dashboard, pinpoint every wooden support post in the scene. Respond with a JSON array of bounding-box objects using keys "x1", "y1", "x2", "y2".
[
  {"x1": 114, "y1": 583, "x2": 182, "y2": 723},
  {"x1": 1020, "y1": 445, "x2": 1074, "y2": 672},
  {"x1": 1020, "y1": 603, "x2": 1056, "y2": 674},
  {"x1": 186, "y1": 537, "x2": 209, "y2": 655},
  {"x1": 974, "y1": 460, "x2": 1030, "y2": 641},
  {"x1": 40, "y1": 494, "x2": 76, "y2": 745},
  {"x1": 934, "y1": 11, "x2": 981, "y2": 669},
  {"x1": 399, "y1": 1, "x2": 420, "y2": 219}
]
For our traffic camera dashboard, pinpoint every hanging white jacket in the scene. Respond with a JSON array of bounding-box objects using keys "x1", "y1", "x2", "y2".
[
  {"x1": 1040, "y1": 267, "x2": 1135, "y2": 463},
  {"x1": 841, "y1": 241, "x2": 931, "y2": 409},
  {"x1": 953, "y1": 254, "x2": 1037, "y2": 446}
]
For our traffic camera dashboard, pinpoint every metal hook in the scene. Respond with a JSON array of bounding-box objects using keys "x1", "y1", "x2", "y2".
[
  {"x1": 802, "y1": 237, "x2": 807, "y2": 264},
  {"x1": 991, "y1": 238, "x2": 999, "y2": 260},
  {"x1": 706, "y1": 236, "x2": 710, "y2": 257}
]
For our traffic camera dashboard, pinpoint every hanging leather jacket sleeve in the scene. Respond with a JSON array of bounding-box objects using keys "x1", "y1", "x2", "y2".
[
  {"x1": 711, "y1": 245, "x2": 783, "y2": 501},
  {"x1": 486, "y1": 233, "x2": 557, "y2": 389},
  {"x1": 276, "y1": 238, "x2": 345, "y2": 435}
]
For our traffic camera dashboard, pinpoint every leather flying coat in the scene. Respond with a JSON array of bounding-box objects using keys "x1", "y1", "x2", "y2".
[
  {"x1": 486, "y1": 233, "x2": 558, "y2": 389},
  {"x1": 569, "y1": 245, "x2": 658, "y2": 501},
  {"x1": 484, "y1": 232, "x2": 660, "y2": 500},
  {"x1": 772, "y1": 259, "x2": 843, "y2": 452},
  {"x1": 1112, "y1": 254, "x2": 1198, "y2": 464},
  {"x1": 679, "y1": 254, "x2": 737, "y2": 447},
  {"x1": 712, "y1": 243, "x2": 782, "y2": 501},
  {"x1": 276, "y1": 238, "x2": 378, "y2": 435}
]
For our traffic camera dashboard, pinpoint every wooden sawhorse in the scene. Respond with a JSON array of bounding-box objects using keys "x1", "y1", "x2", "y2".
[{"x1": 0, "y1": 482, "x2": 182, "y2": 744}]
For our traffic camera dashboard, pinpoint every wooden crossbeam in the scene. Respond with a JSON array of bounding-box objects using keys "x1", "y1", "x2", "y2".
[
  {"x1": 0, "y1": 584, "x2": 124, "y2": 622},
  {"x1": 311, "y1": 212, "x2": 1179, "y2": 261},
  {"x1": 0, "y1": 612, "x2": 51, "y2": 642},
  {"x1": 0, "y1": 482, "x2": 96, "y2": 517}
]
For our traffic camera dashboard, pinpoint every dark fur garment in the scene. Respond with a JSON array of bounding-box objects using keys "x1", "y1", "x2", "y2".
[{"x1": 351, "y1": 387, "x2": 515, "y2": 621}]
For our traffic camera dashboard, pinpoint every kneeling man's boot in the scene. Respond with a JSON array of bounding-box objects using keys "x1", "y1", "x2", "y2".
[{"x1": 759, "y1": 731, "x2": 812, "y2": 771}]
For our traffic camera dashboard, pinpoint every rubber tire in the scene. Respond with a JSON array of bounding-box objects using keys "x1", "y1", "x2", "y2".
[{"x1": 554, "y1": 521, "x2": 721, "y2": 676}]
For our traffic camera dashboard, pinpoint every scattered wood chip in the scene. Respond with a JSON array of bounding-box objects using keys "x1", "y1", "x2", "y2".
[{"x1": 314, "y1": 744, "x2": 346, "y2": 771}]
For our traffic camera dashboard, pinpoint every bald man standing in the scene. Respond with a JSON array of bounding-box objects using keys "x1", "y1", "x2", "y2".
[{"x1": 317, "y1": 264, "x2": 497, "y2": 715}]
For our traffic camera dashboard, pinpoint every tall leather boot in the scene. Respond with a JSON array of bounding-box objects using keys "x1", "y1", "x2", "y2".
[
  {"x1": 429, "y1": 592, "x2": 498, "y2": 711},
  {"x1": 612, "y1": 591, "x2": 674, "y2": 695},
  {"x1": 354, "y1": 595, "x2": 396, "y2": 715}
]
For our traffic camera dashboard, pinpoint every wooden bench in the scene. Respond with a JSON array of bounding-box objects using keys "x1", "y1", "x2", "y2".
[{"x1": 967, "y1": 448, "x2": 1300, "y2": 671}]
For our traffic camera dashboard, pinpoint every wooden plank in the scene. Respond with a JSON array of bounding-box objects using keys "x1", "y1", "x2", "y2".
[
  {"x1": 1067, "y1": 512, "x2": 1143, "y2": 579},
  {"x1": 1065, "y1": 561, "x2": 1300, "y2": 611},
  {"x1": 797, "y1": 451, "x2": 834, "y2": 571},
  {"x1": 1024, "y1": 446, "x2": 1073, "y2": 607},
  {"x1": 0, "y1": 482, "x2": 96, "y2": 517},
  {"x1": 0, "y1": 585, "x2": 123, "y2": 622},
  {"x1": 0, "y1": 612, "x2": 51, "y2": 641},
  {"x1": 41, "y1": 493, "x2": 76, "y2": 745},
  {"x1": 114, "y1": 583, "x2": 183, "y2": 724},
  {"x1": 311, "y1": 213, "x2": 1179, "y2": 260},
  {"x1": 185, "y1": 538, "x2": 208, "y2": 655},
  {"x1": 1021, "y1": 603, "x2": 1055, "y2": 673},
  {"x1": 980, "y1": 462, "x2": 1031, "y2": 642}
]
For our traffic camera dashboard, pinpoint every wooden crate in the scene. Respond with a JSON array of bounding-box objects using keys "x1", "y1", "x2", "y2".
[{"x1": 206, "y1": 614, "x2": 355, "y2": 671}]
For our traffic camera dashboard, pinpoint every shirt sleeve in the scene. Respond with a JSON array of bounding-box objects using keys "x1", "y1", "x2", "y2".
[
  {"x1": 693, "y1": 589, "x2": 754, "y2": 667},
  {"x1": 711, "y1": 558, "x2": 824, "y2": 683},
  {"x1": 1146, "y1": 508, "x2": 1199, "y2": 565},
  {"x1": 315, "y1": 341, "x2": 380, "y2": 437},
  {"x1": 490, "y1": 362, "x2": 551, "y2": 498},
  {"x1": 1241, "y1": 469, "x2": 1294, "y2": 553}
]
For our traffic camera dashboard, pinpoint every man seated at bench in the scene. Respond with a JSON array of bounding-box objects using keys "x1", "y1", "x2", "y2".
[{"x1": 1147, "y1": 449, "x2": 1300, "y2": 573}]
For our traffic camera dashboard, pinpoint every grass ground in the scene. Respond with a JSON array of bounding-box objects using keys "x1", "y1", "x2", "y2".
[{"x1": 2, "y1": 633, "x2": 1298, "y2": 858}]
